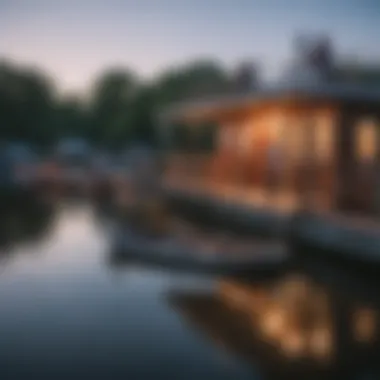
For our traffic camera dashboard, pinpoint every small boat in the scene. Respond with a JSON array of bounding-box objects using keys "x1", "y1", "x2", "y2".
[{"x1": 109, "y1": 219, "x2": 289, "y2": 276}]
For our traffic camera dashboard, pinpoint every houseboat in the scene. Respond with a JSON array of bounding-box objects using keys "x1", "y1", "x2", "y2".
[{"x1": 157, "y1": 41, "x2": 380, "y2": 263}]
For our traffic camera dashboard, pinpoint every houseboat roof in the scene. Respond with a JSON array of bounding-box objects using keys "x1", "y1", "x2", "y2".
[{"x1": 159, "y1": 82, "x2": 380, "y2": 123}]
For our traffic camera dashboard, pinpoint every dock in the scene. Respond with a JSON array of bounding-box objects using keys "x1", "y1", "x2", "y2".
[{"x1": 163, "y1": 178, "x2": 290, "y2": 238}]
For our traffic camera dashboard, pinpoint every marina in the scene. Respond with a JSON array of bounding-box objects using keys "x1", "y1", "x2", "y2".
[{"x1": 1, "y1": 3, "x2": 380, "y2": 378}]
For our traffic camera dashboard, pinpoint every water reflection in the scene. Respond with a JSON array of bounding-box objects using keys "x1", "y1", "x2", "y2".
[
  {"x1": 168, "y1": 272, "x2": 380, "y2": 379},
  {"x1": 0, "y1": 188, "x2": 55, "y2": 263},
  {"x1": 0, "y1": 197, "x2": 252, "y2": 380},
  {"x1": 0, "y1": 192, "x2": 379, "y2": 379}
]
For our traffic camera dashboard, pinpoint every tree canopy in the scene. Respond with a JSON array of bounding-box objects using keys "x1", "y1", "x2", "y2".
[{"x1": 0, "y1": 59, "x2": 229, "y2": 152}]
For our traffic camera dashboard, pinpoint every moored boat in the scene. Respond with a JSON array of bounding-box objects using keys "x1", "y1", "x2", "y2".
[{"x1": 109, "y1": 218, "x2": 289, "y2": 276}]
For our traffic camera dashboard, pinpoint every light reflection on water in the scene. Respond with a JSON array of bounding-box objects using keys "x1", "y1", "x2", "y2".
[
  {"x1": 0, "y1": 192, "x2": 379, "y2": 379},
  {"x1": 0, "y1": 193, "x2": 250, "y2": 380}
]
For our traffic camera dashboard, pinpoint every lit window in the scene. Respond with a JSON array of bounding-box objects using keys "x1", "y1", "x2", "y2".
[
  {"x1": 285, "y1": 117, "x2": 305, "y2": 162},
  {"x1": 269, "y1": 111, "x2": 287, "y2": 142},
  {"x1": 239, "y1": 118, "x2": 254, "y2": 154},
  {"x1": 353, "y1": 307, "x2": 377, "y2": 344},
  {"x1": 309, "y1": 326, "x2": 333, "y2": 360},
  {"x1": 315, "y1": 114, "x2": 334, "y2": 162},
  {"x1": 355, "y1": 118, "x2": 378, "y2": 162},
  {"x1": 219, "y1": 124, "x2": 235, "y2": 149}
]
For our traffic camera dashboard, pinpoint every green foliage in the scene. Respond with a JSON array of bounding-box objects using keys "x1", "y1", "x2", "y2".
[
  {"x1": 154, "y1": 60, "x2": 229, "y2": 106},
  {"x1": 0, "y1": 61, "x2": 56, "y2": 147},
  {"x1": 88, "y1": 68, "x2": 139, "y2": 148},
  {"x1": 0, "y1": 59, "x2": 226, "y2": 151},
  {"x1": 52, "y1": 96, "x2": 89, "y2": 141}
]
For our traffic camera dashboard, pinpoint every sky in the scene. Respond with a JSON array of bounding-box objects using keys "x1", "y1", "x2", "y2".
[{"x1": 0, "y1": 0, "x2": 379, "y2": 94}]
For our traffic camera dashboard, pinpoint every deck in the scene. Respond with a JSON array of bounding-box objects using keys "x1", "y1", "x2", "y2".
[
  {"x1": 162, "y1": 173, "x2": 333, "y2": 237},
  {"x1": 163, "y1": 172, "x2": 332, "y2": 213},
  {"x1": 162, "y1": 173, "x2": 380, "y2": 266}
]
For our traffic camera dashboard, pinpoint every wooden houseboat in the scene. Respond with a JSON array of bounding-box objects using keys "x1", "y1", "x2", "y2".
[
  {"x1": 158, "y1": 79, "x2": 380, "y2": 259},
  {"x1": 159, "y1": 81, "x2": 380, "y2": 212}
]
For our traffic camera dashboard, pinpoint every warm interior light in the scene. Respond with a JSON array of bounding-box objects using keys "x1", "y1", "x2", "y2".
[
  {"x1": 280, "y1": 330, "x2": 306, "y2": 358},
  {"x1": 269, "y1": 111, "x2": 286, "y2": 141},
  {"x1": 315, "y1": 114, "x2": 334, "y2": 162},
  {"x1": 356, "y1": 118, "x2": 377, "y2": 161},
  {"x1": 260, "y1": 306, "x2": 287, "y2": 340},
  {"x1": 309, "y1": 326, "x2": 333, "y2": 360},
  {"x1": 239, "y1": 119, "x2": 254, "y2": 154},
  {"x1": 353, "y1": 307, "x2": 377, "y2": 344}
]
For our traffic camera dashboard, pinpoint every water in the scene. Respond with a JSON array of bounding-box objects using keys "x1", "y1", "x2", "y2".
[{"x1": 0, "y1": 190, "x2": 379, "y2": 380}]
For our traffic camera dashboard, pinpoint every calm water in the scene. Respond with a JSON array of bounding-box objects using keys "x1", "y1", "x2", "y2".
[{"x1": 0, "y1": 191, "x2": 379, "y2": 380}]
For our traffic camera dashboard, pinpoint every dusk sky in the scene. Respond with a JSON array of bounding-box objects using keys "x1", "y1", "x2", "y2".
[{"x1": 0, "y1": 0, "x2": 379, "y2": 94}]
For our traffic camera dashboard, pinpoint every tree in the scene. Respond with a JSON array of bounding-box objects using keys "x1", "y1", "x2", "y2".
[
  {"x1": 148, "y1": 60, "x2": 229, "y2": 150},
  {"x1": 52, "y1": 95, "x2": 90, "y2": 142},
  {"x1": 0, "y1": 59, "x2": 229, "y2": 152},
  {"x1": 0, "y1": 61, "x2": 56, "y2": 148},
  {"x1": 128, "y1": 85, "x2": 157, "y2": 147},
  {"x1": 154, "y1": 60, "x2": 230, "y2": 107},
  {"x1": 89, "y1": 68, "x2": 138, "y2": 148}
]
